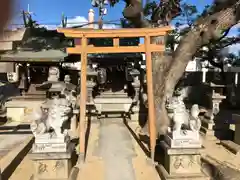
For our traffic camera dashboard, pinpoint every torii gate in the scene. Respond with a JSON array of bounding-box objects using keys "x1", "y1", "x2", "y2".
[{"x1": 57, "y1": 27, "x2": 171, "y2": 161}]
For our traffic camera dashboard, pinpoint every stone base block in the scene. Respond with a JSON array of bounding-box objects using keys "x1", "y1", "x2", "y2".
[
  {"x1": 94, "y1": 97, "x2": 132, "y2": 113},
  {"x1": 32, "y1": 143, "x2": 69, "y2": 153},
  {"x1": 35, "y1": 134, "x2": 70, "y2": 144},
  {"x1": 159, "y1": 141, "x2": 209, "y2": 180},
  {"x1": 157, "y1": 165, "x2": 209, "y2": 180},
  {"x1": 6, "y1": 100, "x2": 44, "y2": 122},
  {"x1": 29, "y1": 143, "x2": 74, "y2": 180},
  {"x1": 165, "y1": 132, "x2": 202, "y2": 149}
]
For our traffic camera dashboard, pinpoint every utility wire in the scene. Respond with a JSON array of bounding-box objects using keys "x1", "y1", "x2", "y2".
[
  {"x1": 9, "y1": 16, "x2": 191, "y2": 26},
  {"x1": 9, "y1": 19, "x2": 122, "y2": 26}
]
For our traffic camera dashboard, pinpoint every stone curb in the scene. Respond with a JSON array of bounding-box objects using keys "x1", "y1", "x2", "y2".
[{"x1": 68, "y1": 166, "x2": 80, "y2": 180}]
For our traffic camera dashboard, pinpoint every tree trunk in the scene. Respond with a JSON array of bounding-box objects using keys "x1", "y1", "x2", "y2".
[
  {"x1": 124, "y1": 0, "x2": 240, "y2": 136},
  {"x1": 157, "y1": 4, "x2": 240, "y2": 135},
  {"x1": 140, "y1": 36, "x2": 172, "y2": 135}
]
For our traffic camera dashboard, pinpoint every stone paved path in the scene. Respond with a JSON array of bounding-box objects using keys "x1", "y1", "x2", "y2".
[{"x1": 77, "y1": 119, "x2": 160, "y2": 180}]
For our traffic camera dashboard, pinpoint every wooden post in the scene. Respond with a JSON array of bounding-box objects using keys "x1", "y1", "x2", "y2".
[
  {"x1": 113, "y1": 38, "x2": 119, "y2": 47},
  {"x1": 145, "y1": 35, "x2": 156, "y2": 161},
  {"x1": 79, "y1": 36, "x2": 88, "y2": 160}
]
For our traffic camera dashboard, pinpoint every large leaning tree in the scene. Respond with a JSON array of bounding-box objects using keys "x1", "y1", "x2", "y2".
[
  {"x1": 166, "y1": 3, "x2": 240, "y2": 82},
  {"x1": 107, "y1": 0, "x2": 240, "y2": 136}
]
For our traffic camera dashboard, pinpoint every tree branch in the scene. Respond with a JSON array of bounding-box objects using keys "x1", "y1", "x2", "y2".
[{"x1": 164, "y1": 0, "x2": 240, "y2": 100}]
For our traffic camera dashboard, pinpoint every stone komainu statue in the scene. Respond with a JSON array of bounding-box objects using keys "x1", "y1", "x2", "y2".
[
  {"x1": 166, "y1": 96, "x2": 201, "y2": 133},
  {"x1": 29, "y1": 96, "x2": 73, "y2": 137}
]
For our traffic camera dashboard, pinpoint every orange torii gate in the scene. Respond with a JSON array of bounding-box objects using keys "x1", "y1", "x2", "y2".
[{"x1": 57, "y1": 27, "x2": 171, "y2": 161}]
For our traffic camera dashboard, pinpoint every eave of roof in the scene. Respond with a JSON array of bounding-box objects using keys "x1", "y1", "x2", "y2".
[{"x1": 0, "y1": 49, "x2": 67, "y2": 62}]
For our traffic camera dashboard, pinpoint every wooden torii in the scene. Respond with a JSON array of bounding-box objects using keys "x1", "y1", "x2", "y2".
[{"x1": 57, "y1": 27, "x2": 171, "y2": 161}]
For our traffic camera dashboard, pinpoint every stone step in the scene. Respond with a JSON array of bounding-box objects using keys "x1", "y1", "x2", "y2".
[
  {"x1": 94, "y1": 97, "x2": 132, "y2": 113},
  {"x1": 25, "y1": 90, "x2": 46, "y2": 95},
  {"x1": 101, "y1": 90, "x2": 125, "y2": 94},
  {"x1": 10, "y1": 95, "x2": 46, "y2": 101},
  {"x1": 94, "y1": 97, "x2": 132, "y2": 104},
  {"x1": 97, "y1": 91, "x2": 128, "y2": 98},
  {"x1": 98, "y1": 94, "x2": 129, "y2": 98},
  {"x1": 95, "y1": 104, "x2": 131, "y2": 113}
]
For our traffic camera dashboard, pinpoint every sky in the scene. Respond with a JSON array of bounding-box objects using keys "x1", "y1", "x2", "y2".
[
  {"x1": 9, "y1": 0, "x2": 239, "y2": 54},
  {"x1": 12, "y1": 0, "x2": 126, "y2": 26},
  {"x1": 12, "y1": 0, "x2": 215, "y2": 26}
]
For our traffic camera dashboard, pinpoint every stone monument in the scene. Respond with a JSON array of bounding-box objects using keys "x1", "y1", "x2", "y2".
[
  {"x1": 201, "y1": 83, "x2": 226, "y2": 142},
  {"x1": 158, "y1": 93, "x2": 209, "y2": 180},
  {"x1": 29, "y1": 92, "x2": 75, "y2": 180},
  {"x1": 47, "y1": 66, "x2": 60, "y2": 82}
]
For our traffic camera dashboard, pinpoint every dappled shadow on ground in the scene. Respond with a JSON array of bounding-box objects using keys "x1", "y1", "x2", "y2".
[
  {"x1": 214, "y1": 110, "x2": 236, "y2": 141},
  {"x1": 0, "y1": 116, "x2": 8, "y2": 126},
  {"x1": 123, "y1": 118, "x2": 166, "y2": 164},
  {"x1": 0, "y1": 131, "x2": 32, "y2": 135},
  {"x1": 84, "y1": 113, "x2": 92, "y2": 161},
  {"x1": 0, "y1": 123, "x2": 32, "y2": 134},
  {"x1": 1, "y1": 138, "x2": 34, "y2": 180},
  {"x1": 123, "y1": 118, "x2": 151, "y2": 158}
]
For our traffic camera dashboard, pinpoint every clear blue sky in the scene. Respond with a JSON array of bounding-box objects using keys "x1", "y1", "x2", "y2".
[
  {"x1": 10, "y1": 0, "x2": 238, "y2": 53},
  {"x1": 12, "y1": 0, "x2": 214, "y2": 25}
]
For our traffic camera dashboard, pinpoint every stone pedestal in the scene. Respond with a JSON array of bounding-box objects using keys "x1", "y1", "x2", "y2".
[
  {"x1": 87, "y1": 81, "x2": 96, "y2": 104},
  {"x1": 131, "y1": 79, "x2": 140, "y2": 105},
  {"x1": 94, "y1": 97, "x2": 132, "y2": 114},
  {"x1": 158, "y1": 141, "x2": 209, "y2": 180},
  {"x1": 200, "y1": 117, "x2": 219, "y2": 142},
  {"x1": 68, "y1": 109, "x2": 79, "y2": 138},
  {"x1": 29, "y1": 143, "x2": 74, "y2": 180},
  {"x1": 130, "y1": 80, "x2": 140, "y2": 121},
  {"x1": 32, "y1": 134, "x2": 70, "y2": 153},
  {"x1": 200, "y1": 92, "x2": 226, "y2": 142},
  {"x1": 165, "y1": 131, "x2": 202, "y2": 149}
]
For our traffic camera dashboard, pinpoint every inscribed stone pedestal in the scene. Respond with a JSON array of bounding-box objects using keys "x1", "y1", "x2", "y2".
[
  {"x1": 29, "y1": 143, "x2": 74, "y2": 180},
  {"x1": 158, "y1": 141, "x2": 209, "y2": 180},
  {"x1": 165, "y1": 131, "x2": 202, "y2": 148}
]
